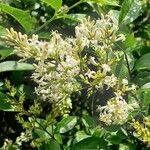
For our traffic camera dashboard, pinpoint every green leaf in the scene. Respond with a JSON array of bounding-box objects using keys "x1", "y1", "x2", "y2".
[
  {"x1": 107, "y1": 134, "x2": 122, "y2": 145},
  {"x1": 0, "y1": 61, "x2": 34, "y2": 73},
  {"x1": 119, "y1": 143, "x2": 136, "y2": 150},
  {"x1": 0, "y1": 25, "x2": 6, "y2": 36},
  {"x1": 0, "y1": 49, "x2": 14, "y2": 61},
  {"x1": 85, "y1": 0, "x2": 119, "y2": 6},
  {"x1": 123, "y1": 33, "x2": 135, "y2": 50},
  {"x1": 93, "y1": 127, "x2": 106, "y2": 138},
  {"x1": 112, "y1": 55, "x2": 129, "y2": 80},
  {"x1": 75, "y1": 130, "x2": 91, "y2": 142},
  {"x1": 40, "y1": 139, "x2": 61, "y2": 150},
  {"x1": 54, "y1": 133, "x2": 63, "y2": 144},
  {"x1": 119, "y1": 0, "x2": 134, "y2": 23},
  {"x1": 40, "y1": 0, "x2": 62, "y2": 11},
  {"x1": 61, "y1": 14, "x2": 87, "y2": 25},
  {"x1": 82, "y1": 115, "x2": 96, "y2": 128},
  {"x1": 135, "y1": 53, "x2": 150, "y2": 70},
  {"x1": 119, "y1": 0, "x2": 142, "y2": 24},
  {"x1": 141, "y1": 82, "x2": 150, "y2": 91},
  {"x1": 117, "y1": 128, "x2": 128, "y2": 139},
  {"x1": 72, "y1": 137, "x2": 108, "y2": 150},
  {"x1": 0, "y1": 3, "x2": 33, "y2": 32},
  {"x1": 33, "y1": 129, "x2": 50, "y2": 139},
  {"x1": 56, "y1": 116, "x2": 77, "y2": 133},
  {"x1": 0, "y1": 92, "x2": 14, "y2": 111}
]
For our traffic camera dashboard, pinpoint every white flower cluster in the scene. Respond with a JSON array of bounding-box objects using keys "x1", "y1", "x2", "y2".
[
  {"x1": 3, "y1": 13, "x2": 137, "y2": 121},
  {"x1": 98, "y1": 95, "x2": 138, "y2": 125},
  {"x1": 15, "y1": 131, "x2": 32, "y2": 146},
  {"x1": 75, "y1": 13, "x2": 125, "y2": 49},
  {"x1": 2, "y1": 131, "x2": 32, "y2": 149},
  {"x1": 97, "y1": 80, "x2": 138, "y2": 125}
]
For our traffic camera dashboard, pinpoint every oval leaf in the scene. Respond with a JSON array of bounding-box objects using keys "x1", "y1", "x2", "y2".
[
  {"x1": 82, "y1": 115, "x2": 96, "y2": 128},
  {"x1": 72, "y1": 137, "x2": 107, "y2": 150},
  {"x1": 40, "y1": 139, "x2": 61, "y2": 150},
  {"x1": 0, "y1": 49, "x2": 14, "y2": 61},
  {"x1": 0, "y1": 61, "x2": 34, "y2": 73},
  {"x1": 135, "y1": 53, "x2": 150, "y2": 70},
  {"x1": 0, "y1": 25, "x2": 6, "y2": 36},
  {"x1": 0, "y1": 92, "x2": 14, "y2": 111},
  {"x1": 56, "y1": 116, "x2": 77, "y2": 133},
  {"x1": 0, "y1": 3, "x2": 33, "y2": 32},
  {"x1": 119, "y1": 0, "x2": 142, "y2": 24},
  {"x1": 85, "y1": 0, "x2": 119, "y2": 6},
  {"x1": 41, "y1": 0, "x2": 62, "y2": 11},
  {"x1": 141, "y1": 82, "x2": 150, "y2": 91}
]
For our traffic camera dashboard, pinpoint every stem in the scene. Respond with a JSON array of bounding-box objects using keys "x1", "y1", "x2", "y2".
[
  {"x1": 105, "y1": 51, "x2": 109, "y2": 64},
  {"x1": 32, "y1": 14, "x2": 57, "y2": 34},
  {"x1": 31, "y1": 1, "x2": 83, "y2": 34},
  {"x1": 115, "y1": 42, "x2": 132, "y2": 79},
  {"x1": 33, "y1": 117, "x2": 54, "y2": 138},
  {"x1": 67, "y1": 1, "x2": 83, "y2": 11},
  {"x1": 123, "y1": 51, "x2": 132, "y2": 79},
  {"x1": 129, "y1": 91, "x2": 142, "y2": 107}
]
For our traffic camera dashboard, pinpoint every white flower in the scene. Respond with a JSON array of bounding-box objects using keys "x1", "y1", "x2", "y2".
[
  {"x1": 116, "y1": 34, "x2": 126, "y2": 41},
  {"x1": 122, "y1": 79, "x2": 128, "y2": 85},
  {"x1": 102, "y1": 64, "x2": 111, "y2": 74},
  {"x1": 104, "y1": 74, "x2": 117, "y2": 89},
  {"x1": 89, "y1": 56, "x2": 98, "y2": 66},
  {"x1": 128, "y1": 84, "x2": 136, "y2": 91},
  {"x1": 99, "y1": 97, "x2": 135, "y2": 125},
  {"x1": 85, "y1": 70, "x2": 96, "y2": 79}
]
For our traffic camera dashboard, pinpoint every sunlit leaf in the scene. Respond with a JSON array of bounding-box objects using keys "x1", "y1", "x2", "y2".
[
  {"x1": 0, "y1": 3, "x2": 33, "y2": 32},
  {"x1": 135, "y1": 53, "x2": 150, "y2": 70},
  {"x1": 40, "y1": 0, "x2": 62, "y2": 11},
  {"x1": 0, "y1": 49, "x2": 14, "y2": 61},
  {"x1": 0, "y1": 61, "x2": 34, "y2": 73},
  {"x1": 119, "y1": 0, "x2": 142, "y2": 24},
  {"x1": 119, "y1": 143, "x2": 136, "y2": 150},
  {"x1": 141, "y1": 82, "x2": 150, "y2": 91},
  {"x1": 85, "y1": 0, "x2": 119, "y2": 6},
  {"x1": 72, "y1": 137, "x2": 107, "y2": 150},
  {"x1": 0, "y1": 92, "x2": 14, "y2": 111},
  {"x1": 55, "y1": 116, "x2": 77, "y2": 133},
  {"x1": 82, "y1": 115, "x2": 96, "y2": 128},
  {"x1": 40, "y1": 140, "x2": 61, "y2": 150}
]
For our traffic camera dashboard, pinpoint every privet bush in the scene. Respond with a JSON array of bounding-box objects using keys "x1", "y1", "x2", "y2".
[{"x1": 1, "y1": 13, "x2": 145, "y2": 149}]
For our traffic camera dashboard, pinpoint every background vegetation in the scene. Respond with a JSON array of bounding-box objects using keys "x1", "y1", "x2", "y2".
[{"x1": 0, "y1": 0, "x2": 150, "y2": 149}]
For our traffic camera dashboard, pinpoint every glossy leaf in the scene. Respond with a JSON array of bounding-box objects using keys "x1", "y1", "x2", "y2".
[
  {"x1": 119, "y1": 143, "x2": 136, "y2": 150},
  {"x1": 40, "y1": 139, "x2": 61, "y2": 150},
  {"x1": 82, "y1": 115, "x2": 96, "y2": 128},
  {"x1": 0, "y1": 92, "x2": 14, "y2": 111},
  {"x1": 33, "y1": 129, "x2": 50, "y2": 139},
  {"x1": 0, "y1": 61, "x2": 34, "y2": 73},
  {"x1": 54, "y1": 133, "x2": 63, "y2": 144},
  {"x1": 124, "y1": 33, "x2": 135, "y2": 50},
  {"x1": 0, "y1": 25, "x2": 6, "y2": 36},
  {"x1": 56, "y1": 116, "x2": 77, "y2": 133},
  {"x1": 72, "y1": 137, "x2": 107, "y2": 150},
  {"x1": 107, "y1": 134, "x2": 122, "y2": 145},
  {"x1": 75, "y1": 130, "x2": 91, "y2": 142},
  {"x1": 141, "y1": 82, "x2": 150, "y2": 91},
  {"x1": 135, "y1": 53, "x2": 150, "y2": 70},
  {"x1": 0, "y1": 3, "x2": 33, "y2": 32},
  {"x1": 61, "y1": 14, "x2": 87, "y2": 25},
  {"x1": 119, "y1": 0, "x2": 142, "y2": 24},
  {"x1": 119, "y1": 0, "x2": 134, "y2": 23},
  {"x1": 40, "y1": 0, "x2": 62, "y2": 11},
  {"x1": 112, "y1": 55, "x2": 129, "y2": 80},
  {"x1": 85, "y1": 0, "x2": 119, "y2": 6},
  {"x1": 0, "y1": 49, "x2": 14, "y2": 61}
]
